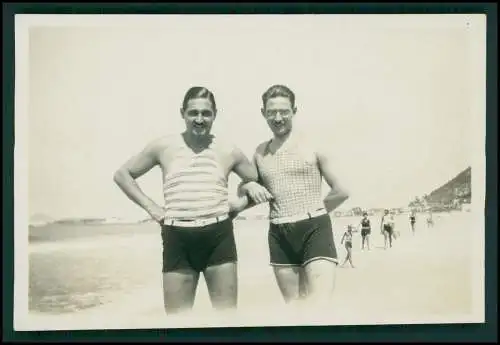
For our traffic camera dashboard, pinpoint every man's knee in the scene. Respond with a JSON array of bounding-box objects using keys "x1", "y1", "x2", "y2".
[
  {"x1": 204, "y1": 262, "x2": 238, "y2": 307},
  {"x1": 162, "y1": 270, "x2": 199, "y2": 312},
  {"x1": 204, "y1": 262, "x2": 237, "y2": 286},
  {"x1": 273, "y1": 265, "x2": 302, "y2": 302},
  {"x1": 303, "y1": 259, "x2": 337, "y2": 293}
]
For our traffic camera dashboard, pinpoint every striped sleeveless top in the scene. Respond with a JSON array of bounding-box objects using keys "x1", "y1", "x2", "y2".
[
  {"x1": 255, "y1": 138, "x2": 324, "y2": 219},
  {"x1": 162, "y1": 136, "x2": 229, "y2": 220}
]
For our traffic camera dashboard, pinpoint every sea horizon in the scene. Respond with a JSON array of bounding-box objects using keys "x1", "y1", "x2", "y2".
[{"x1": 28, "y1": 204, "x2": 452, "y2": 228}]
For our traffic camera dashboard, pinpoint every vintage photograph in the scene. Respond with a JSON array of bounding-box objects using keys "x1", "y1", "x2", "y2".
[{"x1": 14, "y1": 14, "x2": 486, "y2": 331}]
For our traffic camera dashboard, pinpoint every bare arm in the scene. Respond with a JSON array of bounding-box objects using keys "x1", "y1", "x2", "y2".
[
  {"x1": 356, "y1": 221, "x2": 363, "y2": 231},
  {"x1": 232, "y1": 182, "x2": 260, "y2": 212},
  {"x1": 230, "y1": 148, "x2": 271, "y2": 216},
  {"x1": 227, "y1": 147, "x2": 261, "y2": 217},
  {"x1": 316, "y1": 148, "x2": 349, "y2": 213},
  {"x1": 231, "y1": 146, "x2": 259, "y2": 184},
  {"x1": 113, "y1": 139, "x2": 165, "y2": 222},
  {"x1": 228, "y1": 191, "x2": 253, "y2": 219},
  {"x1": 341, "y1": 232, "x2": 346, "y2": 244}
]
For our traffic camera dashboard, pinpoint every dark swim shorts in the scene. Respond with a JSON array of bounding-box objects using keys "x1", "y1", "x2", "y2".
[
  {"x1": 161, "y1": 218, "x2": 237, "y2": 273},
  {"x1": 383, "y1": 224, "x2": 393, "y2": 235},
  {"x1": 268, "y1": 214, "x2": 338, "y2": 266}
]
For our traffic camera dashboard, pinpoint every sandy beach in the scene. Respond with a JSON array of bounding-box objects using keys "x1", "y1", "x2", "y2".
[{"x1": 17, "y1": 211, "x2": 482, "y2": 331}]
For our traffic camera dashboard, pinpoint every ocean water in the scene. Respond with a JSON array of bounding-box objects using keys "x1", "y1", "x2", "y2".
[{"x1": 28, "y1": 214, "x2": 441, "y2": 315}]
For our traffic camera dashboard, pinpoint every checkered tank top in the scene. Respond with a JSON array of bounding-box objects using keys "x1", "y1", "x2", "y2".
[{"x1": 256, "y1": 139, "x2": 325, "y2": 219}]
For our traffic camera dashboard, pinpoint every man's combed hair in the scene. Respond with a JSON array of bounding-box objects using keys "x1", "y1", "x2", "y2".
[
  {"x1": 261, "y1": 84, "x2": 296, "y2": 108},
  {"x1": 182, "y1": 86, "x2": 217, "y2": 111}
]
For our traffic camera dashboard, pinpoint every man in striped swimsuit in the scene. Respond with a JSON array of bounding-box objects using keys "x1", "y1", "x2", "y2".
[
  {"x1": 113, "y1": 87, "x2": 261, "y2": 315},
  {"x1": 231, "y1": 85, "x2": 349, "y2": 306}
]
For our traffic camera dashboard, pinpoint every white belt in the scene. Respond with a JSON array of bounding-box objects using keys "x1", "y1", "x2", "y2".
[
  {"x1": 163, "y1": 214, "x2": 229, "y2": 228},
  {"x1": 270, "y1": 208, "x2": 327, "y2": 225}
]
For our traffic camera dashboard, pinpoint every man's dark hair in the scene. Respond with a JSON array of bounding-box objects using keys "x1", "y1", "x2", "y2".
[
  {"x1": 182, "y1": 86, "x2": 217, "y2": 112},
  {"x1": 261, "y1": 84, "x2": 295, "y2": 108}
]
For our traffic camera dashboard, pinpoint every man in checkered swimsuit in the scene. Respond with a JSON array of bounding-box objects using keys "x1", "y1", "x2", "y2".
[{"x1": 231, "y1": 85, "x2": 349, "y2": 306}]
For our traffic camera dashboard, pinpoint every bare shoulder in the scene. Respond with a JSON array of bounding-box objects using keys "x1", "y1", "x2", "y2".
[
  {"x1": 147, "y1": 134, "x2": 177, "y2": 153},
  {"x1": 212, "y1": 136, "x2": 255, "y2": 169},
  {"x1": 311, "y1": 137, "x2": 339, "y2": 165},
  {"x1": 254, "y1": 140, "x2": 270, "y2": 158},
  {"x1": 305, "y1": 132, "x2": 329, "y2": 155},
  {"x1": 136, "y1": 135, "x2": 178, "y2": 163},
  {"x1": 212, "y1": 135, "x2": 241, "y2": 157}
]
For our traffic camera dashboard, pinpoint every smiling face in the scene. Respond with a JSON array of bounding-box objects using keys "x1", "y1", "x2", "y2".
[
  {"x1": 261, "y1": 96, "x2": 297, "y2": 138},
  {"x1": 181, "y1": 98, "x2": 216, "y2": 137}
]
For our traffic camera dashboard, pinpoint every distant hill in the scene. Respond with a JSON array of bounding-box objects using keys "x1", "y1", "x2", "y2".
[{"x1": 426, "y1": 167, "x2": 471, "y2": 206}]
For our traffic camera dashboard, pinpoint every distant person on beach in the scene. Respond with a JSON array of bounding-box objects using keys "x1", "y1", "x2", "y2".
[
  {"x1": 230, "y1": 84, "x2": 349, "y2": 306},
  {"x1": 391, "y1": 211, "x2": 400, "y2": 240},
  {"x1": 340, "y1": 225, "x2": 355, "y2": 268},
  {"x1": 426, "y1": 211, "x2": 434, "y2": 228},
  {"x1": 380, "y1": 209, "x2": 395, "y2": 249},
  {"x1": 409, "y1": 210, "x2": 416, "y2": 234},
  {"x1": 113, "y1": 86, "x2": 263, "y2": 315},
  {"x1": 359, "y1": 212, "x2": 371, "y2": 250}
]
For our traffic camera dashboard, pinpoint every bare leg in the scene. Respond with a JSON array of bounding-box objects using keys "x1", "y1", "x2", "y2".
[
  {"x1": 272, "y1": 266, "x2": 302, "y2": 304},
  {"x1": 203, "y1": 262, "x2": 238, "y2": 311},
  {"x1": 298, "y1": 267, "x2": 308, "y2": 299},
  {"x1": 343, "y1": 253, "x2": 350, "y2": 267},
  {"x1": 341, "y1": 254, "x2": 348, "y2": 267},
  {"x1": 162, "y1": 269, "x2": 200, "y2": 315},
  {"x1": 303, "y1": 259, "x2": 337, "y2": 305},
  {"x1": 366, "y1": 235, "x2": 371, "y2": 250},
  {"x1": 341, "y1": 245, "x2": 349, "y2": 266},
  {"x1": 347, "y1": 248, "x2": 355, "y2": 267}
]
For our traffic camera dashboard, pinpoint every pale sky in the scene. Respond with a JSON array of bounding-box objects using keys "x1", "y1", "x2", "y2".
[{"x1": 23, "y1": 15, "x2": 484, "y2": 220}]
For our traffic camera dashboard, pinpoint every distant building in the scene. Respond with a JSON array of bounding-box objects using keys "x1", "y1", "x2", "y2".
[{"x1": 351, "y1": 207, "x2": 363, "y2": 216}]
